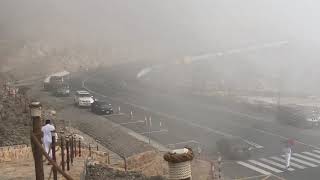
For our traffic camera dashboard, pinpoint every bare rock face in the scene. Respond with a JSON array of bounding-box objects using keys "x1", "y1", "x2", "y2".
[{"x1": 0, "y1": 94, "x2": 30, "y2": 146}]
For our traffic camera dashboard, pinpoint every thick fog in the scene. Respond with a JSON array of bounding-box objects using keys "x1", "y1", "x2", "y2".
[{"x1": 1, "y1": 0, "x2": 320, "y2": 94}]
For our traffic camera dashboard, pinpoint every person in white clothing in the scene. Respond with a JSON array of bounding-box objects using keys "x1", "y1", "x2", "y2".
[
  {"x1": 284, "y1": 143, "x2": 292, "y2": 169},
  {"x1": 42, "y1": 119, "x2": 55, "y2": 158}
]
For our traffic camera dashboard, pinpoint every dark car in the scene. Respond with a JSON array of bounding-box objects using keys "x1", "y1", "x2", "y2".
[
  {"x1": 216, "y1": 137, "x2": 254, "y2": 160},
  {"x1": 91, "y1": 101, "x2": 113, "y2": 115}
]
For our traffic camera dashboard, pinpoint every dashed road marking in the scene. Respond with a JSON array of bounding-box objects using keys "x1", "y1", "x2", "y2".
[
  {"x1": 270, "y1": 156, "x2": 306, "y2": 169},
  {"x1": 281, "y1": 155, "x2": 318, "y2": 167},
  {"x1": 293, "y1": 153, "x2": 320, "y2": 164},
  {"x1": 237, "y1": 161, "x2": 272, "y2": 175},
  {"x1": 260, "y1": 158, "x2": 294, "y2": 171},
  {"x1": 248, "y1": 160, "x2": 283, "y2": 173},
  {"x1": 166, "y1": 140, "x2": 200, "y2": 147},
  {"x1": 140, "y1": 129, "x2": 168, "y2": 135},
  {"x1": 303, "y1": 152, "x2": 320, "y2": 159}
]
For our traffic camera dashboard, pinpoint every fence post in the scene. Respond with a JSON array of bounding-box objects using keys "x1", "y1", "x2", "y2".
[
  {"x1": 19, "y1": 94, "x2": 22, "y2": 105},
  {"x1": 70, "y1": 136, "x2": 74, "y2": 164},
  {"x1": 89, "y1": 144, "x2": 92, "y2": 157},
  {"x1": 52, "y1": 133, "x2": 57, "y2": 180},
  {"x1": 61, "y1": 136, "x2": 65, "y2": 171},
  {"x1": 78, "y1": 139, "x2": 81, "y2": 157},
  {"x1": 96, "y1": 144, "x2": 99, "y2": 151},
  {"x1": 74, "y1": 137, "x2": 77, "y2": 157},
  {"x1": 24, "y1": 96, "x2": 28, "y2": 113},
  {"x1": 66, "y1": 139, "x2": 70, "y2": 171},
  {"x1": 30, "y1": 101, "x2": 44, "y2": 180},
  {"x1": 124, "y1": 157, "x2": 127, "y2": 171},
  {"x1": 3, "y1": 81, "x2": 6, "y2": 91}
]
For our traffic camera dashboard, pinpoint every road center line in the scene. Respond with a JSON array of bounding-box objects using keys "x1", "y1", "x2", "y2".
[
  {"x1": 140, "y1": 129, "x2": 168, "y2": 135},
  {"x1": 166, "y1": 140, "x2": 200, "y2": 146}
]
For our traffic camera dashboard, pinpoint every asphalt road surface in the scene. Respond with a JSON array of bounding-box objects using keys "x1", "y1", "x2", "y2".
[{"x1": 71, "y1": 62, "x2": 320, "y2": 180}]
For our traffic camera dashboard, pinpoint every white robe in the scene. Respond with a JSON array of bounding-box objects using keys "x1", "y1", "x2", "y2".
[
  {"x1": 284, "y1": 147, "x2": 292, "y2": 167},
  {"x1": 41, "y1": 124, "x2": 55, "y2": 158}
]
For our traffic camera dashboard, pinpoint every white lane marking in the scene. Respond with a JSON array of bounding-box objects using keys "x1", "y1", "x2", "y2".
[
  {"x1": 115, "y1": 120, "x2": 145, "y2": 126},
  {"x1": 313, "y1": 150, "x2": 320, "y2": 154},
  {"x1": 260, "y1": 158, "x2": 294, "y2": 171},
  {"x1": 270, "y1": 156, "x2": 306, "y2": 169},
  {"x1": 83, "y1": 78, "x2": 264, "y2": 149},
  {"x1": 237, "y1": 161, "x2": 272, "y2": 175},
  {"x1": 242, "y1": 139, "x2": 264, "y2": 149},
  {"x1": 281, "y1": 155, "x2": 318, "y2": 167},
  {"x1": 140, "y1": 129, "x2": 168, "y2": 135},
  {"x1": 303, "y1": 152, "x2": 320, "y2": 159},
  {"x1": 104, "y1": 113, "x2": 125, "y2": 116},
  {"x1": 248, "y1": 160, "x2": 283, "y2": 173},
  {"x1": 166, "y1": 140, "x2": 200, "y2": 147},
  {"x1": 293, "y1": 153, "x2": 320, "y2": 164}
]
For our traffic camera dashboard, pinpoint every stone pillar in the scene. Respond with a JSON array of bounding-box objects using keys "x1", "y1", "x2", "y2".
[{"x1": 164, "y1": 148, "x2": 194, "y2": 180}]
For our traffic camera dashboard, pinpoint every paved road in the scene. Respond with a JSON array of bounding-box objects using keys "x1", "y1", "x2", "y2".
[{"x1": 71, "y1": 63, "x2": 320, "y2": 179}]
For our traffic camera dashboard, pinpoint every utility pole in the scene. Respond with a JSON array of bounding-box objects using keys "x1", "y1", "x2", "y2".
[
  {"x1": 277, "y1": 74, "x2": 282, "y2": 110},
  {"x1": 30, "y1": 101, "x2": 44, "y2": 180},
  {"x1": 148, "y1": 116, "x2": 152, "y2": 144}
]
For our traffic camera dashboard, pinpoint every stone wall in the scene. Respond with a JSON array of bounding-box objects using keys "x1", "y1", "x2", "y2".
[
  {"x1": 0, "y1": 143, "x2": 110, "y2": 163},
  {"x1": 0, "y1": 144, "x2": 32, "y2": 162}
]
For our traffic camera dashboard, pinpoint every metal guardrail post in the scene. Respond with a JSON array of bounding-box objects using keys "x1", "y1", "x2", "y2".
[{"x1": 30, "y1": 101, "x2": 44, "y2": 180}]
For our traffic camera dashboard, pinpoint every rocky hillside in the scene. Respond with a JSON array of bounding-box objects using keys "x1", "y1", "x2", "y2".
[{"x1": 86, "y1": 164, "x2": 166, "y2": 180}]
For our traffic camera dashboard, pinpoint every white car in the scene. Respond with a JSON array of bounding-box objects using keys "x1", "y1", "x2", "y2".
[{"x1": 74, "y1": 90, "x2": 94, "y2": 107}]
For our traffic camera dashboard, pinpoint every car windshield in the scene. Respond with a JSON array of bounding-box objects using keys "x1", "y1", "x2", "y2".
[{"x1": 79, "y1": 94, "x2": 91, "y2": 97}]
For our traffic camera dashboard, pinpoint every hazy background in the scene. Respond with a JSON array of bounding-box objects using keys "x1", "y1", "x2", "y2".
[{"x1": 0, "y1": 0, "x2": 319, "y2": 94}]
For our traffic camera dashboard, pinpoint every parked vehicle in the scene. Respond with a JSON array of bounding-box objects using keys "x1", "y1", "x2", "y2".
[
  {"x1": 53, "y1": 83, "x2": 70, "y2": 96},
  {"x1": 44, "y1": 71, "x2": 70, "y2": 91},
  {"x1": 216, "y1": 137, "x2": 253, "y2": 160},
  {"x1": 91, "y1": 100, "x2": 113, "y2": 115},
  {"x1": 74, "y1": 90, "x2": 94, "y2": 107}
]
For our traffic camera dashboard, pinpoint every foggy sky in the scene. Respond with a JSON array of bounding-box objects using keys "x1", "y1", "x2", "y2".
[{"x1": 1, "y1": 0, "x2": 320, "y2": 93}]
